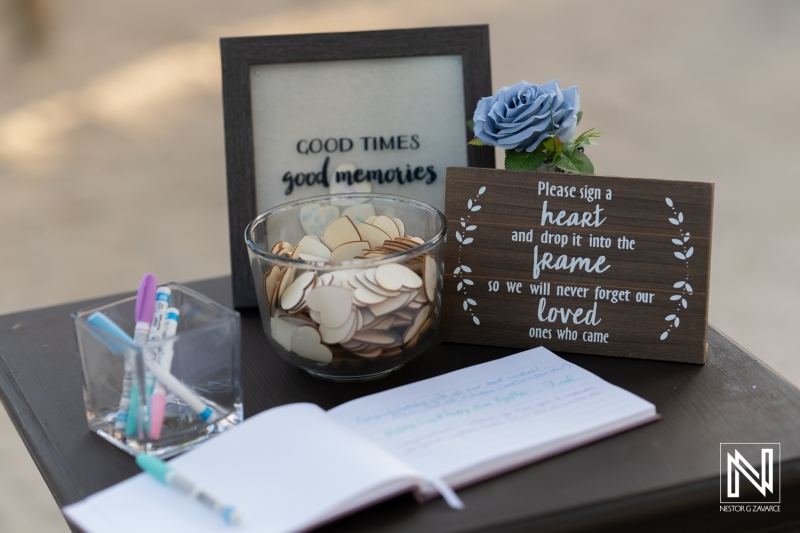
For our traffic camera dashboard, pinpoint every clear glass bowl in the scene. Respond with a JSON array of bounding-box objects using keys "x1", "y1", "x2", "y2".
[{"x1": 245, "y1": 194, "x2": 446, "y2": 381}]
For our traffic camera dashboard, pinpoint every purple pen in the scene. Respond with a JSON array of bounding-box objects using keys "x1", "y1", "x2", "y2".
[
  {"x1": 133, "y1": 274, "x2": 158, "y2": 344},
  {"x1": 116, "y1": 274, "x2": 158, "y2": 433}
]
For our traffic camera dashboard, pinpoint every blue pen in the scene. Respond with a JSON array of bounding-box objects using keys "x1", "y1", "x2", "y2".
[
  {"x1": 87, "y1": 312, "x2": 134, "y2": 355},
  {"x1": 136, "y1": 454, "x2": 242, "y2": 526}
]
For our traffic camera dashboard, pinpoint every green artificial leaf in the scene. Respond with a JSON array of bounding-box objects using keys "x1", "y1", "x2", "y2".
[
  {"x1": 574, "y1": 128, "x2": 592, "y2": 141},
  {"x1": 468, "y1": 137, "x2": 486, "y2": 146},
  {"x1": 505, "y1": 149, "x2": 546, "y2": 171},
  {"x1": 554, "y1": 150, "x2": 595, "y2": 174},
  {"x1": 466, "y1": 119, "x2": 475, "y2": 131},
  {"x1": 573, "y1": 128, "x2": 590, "y2": 142},
  {"x1": 574, "y1": 128, "x2": 601, "y2": 148},
  {"x1": 576, "y1": 111, "x2": 583, "y2": 126}
]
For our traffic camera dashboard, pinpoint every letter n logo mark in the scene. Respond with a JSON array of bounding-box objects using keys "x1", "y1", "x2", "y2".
[
  {"x1": 727, "y1": 449, "x2": 772, "y2": 497},
  {"x1": 720, "y1": 443, "x2": 780, "y2": 503}
]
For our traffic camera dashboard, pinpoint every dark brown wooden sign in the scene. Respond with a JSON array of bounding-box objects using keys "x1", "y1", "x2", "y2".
[{"x1": 440, "y1": 167, "x2": 714, "y2": 363}]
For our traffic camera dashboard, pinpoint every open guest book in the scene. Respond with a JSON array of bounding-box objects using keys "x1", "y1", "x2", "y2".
[{"x1": 63, "y1": 347, "x2": 658, "y2": 533}]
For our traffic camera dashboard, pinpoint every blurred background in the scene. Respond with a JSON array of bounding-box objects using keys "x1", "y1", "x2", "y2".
[{"x1": 1, "y1": 0, "x2": 799, "y2": 530}]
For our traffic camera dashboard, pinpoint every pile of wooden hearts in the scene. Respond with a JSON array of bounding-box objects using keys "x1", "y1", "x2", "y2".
[{"x1": 263, "y1": 214, "x2": 438, "y2": 366}]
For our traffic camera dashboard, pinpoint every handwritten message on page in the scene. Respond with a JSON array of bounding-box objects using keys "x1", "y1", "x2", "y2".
[{"x1": 328, "y1": 347, "x2": 657, "y2": 482}]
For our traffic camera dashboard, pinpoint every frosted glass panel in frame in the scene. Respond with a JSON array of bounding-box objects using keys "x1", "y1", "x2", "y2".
[{"x1": 250, "y1": 55, "x2": 467, "y2": 213}]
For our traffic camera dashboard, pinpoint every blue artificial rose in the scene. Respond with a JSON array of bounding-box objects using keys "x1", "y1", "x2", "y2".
[{"x1": 473, "y1": 80, "x2": 580, "y2": 152}]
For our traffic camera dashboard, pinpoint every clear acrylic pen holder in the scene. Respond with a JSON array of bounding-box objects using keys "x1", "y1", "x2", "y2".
[{"x1": 72, "y1": 283, "x2": 243, "y2": 459}]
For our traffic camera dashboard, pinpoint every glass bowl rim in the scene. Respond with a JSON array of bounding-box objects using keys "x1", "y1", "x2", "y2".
[{"x1": 244, "y1": 193, "x2": 447, "y2": 270}]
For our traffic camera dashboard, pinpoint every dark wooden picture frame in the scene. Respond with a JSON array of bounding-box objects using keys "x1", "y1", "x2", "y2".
[{"x1": 221, "y1": 25, "x2": 494, "y2": 308}]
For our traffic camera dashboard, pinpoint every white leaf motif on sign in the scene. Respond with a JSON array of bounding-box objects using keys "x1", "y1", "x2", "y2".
[
  {"x1": 455, "y1": 185, "x2": 485, "y2": 328},
  {"x1": 663, "y1": 198, "x2": 694, "y2": 341}
]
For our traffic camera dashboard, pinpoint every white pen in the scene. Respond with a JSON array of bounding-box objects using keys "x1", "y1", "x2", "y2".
[
  {"x1": 144, "y1": 358, "x2": 215, "y2": 422},
  {"x1": 146, "y1": 288, "x2": 172, "y2": 379},
  {"x1": 148, "y1": 307, "x2": 180, "y2": 440}
]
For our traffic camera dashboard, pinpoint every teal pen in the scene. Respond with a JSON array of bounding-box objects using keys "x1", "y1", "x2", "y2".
[{"x1": 136, "y1": 454, "x2": 242, "y2": 526}]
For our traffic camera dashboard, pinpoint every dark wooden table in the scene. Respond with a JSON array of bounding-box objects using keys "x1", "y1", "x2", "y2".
[{"x1": 1, "y1": 277, "x2": 798, "y2": 532}]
